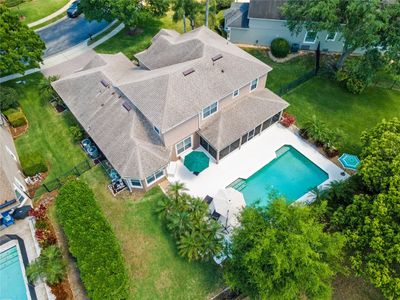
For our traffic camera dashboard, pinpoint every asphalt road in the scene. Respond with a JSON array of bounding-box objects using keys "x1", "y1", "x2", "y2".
[{"x1": 37, "y1": 15, "x2": 108, "y2": 57}]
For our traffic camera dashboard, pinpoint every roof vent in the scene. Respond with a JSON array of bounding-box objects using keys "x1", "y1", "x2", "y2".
[
  {"x1": 100, "y1": 79, "x2": 109, "y2": 87},
  {"x1": 182, "y1": 68, "x2": 195, "y2": 76},
  {"x1": 122, "y1": 101, "x2": 133, "y2": 111},
  {"x1": 212, "y1": 54, "x2": 223, "y2": 62}
]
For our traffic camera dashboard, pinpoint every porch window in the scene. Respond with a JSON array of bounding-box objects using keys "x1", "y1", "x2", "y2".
[
  {"x1": 304, "y1": 31, "x2": 317, "y2": 43},
  {"x1": 233, "y1": 89, "x2": 239, "y2": 98},
  {"x1": 250, "y1": 78, "x2": 258, "y2": 92},
  {"x1": 241, "y1": 133, "x2": 248, "y2": 145},
  {"x1": 146, "y1": 169, "x2": 165, "y2": 185},
  {"x1": 202, "y1": 102, "x2": 218, "y2": 119},
  {"x1": 153, "y1": 126, "x2": 160, "y2": 135},
  {"x1": 219, "y1": 139, "x2": 240, "y2": 160},
  {"x1": 15, "y1": 189, "x2": 25, "y2": 203},
  {"x1": 272, "y1": 112, "x2": 281, "y2": 123},
  {"x1": 254, "y1": 124, "x2": 261, "y2": 135},
  {"x1": 326, "y1": 32, "x2": 337, "y2": 41},
  {"x1": 176, "y1": 136, "x2": 192, "y2": 156},
  {"x1": 199, "y1": 136, "x2": 217, "y2": 159},
  {"x1": 262, "y1": 118, "x2": 272, "y2": 131},
  {"x1": 130, "y1": 179, "x2": 142, "y2": 188}
]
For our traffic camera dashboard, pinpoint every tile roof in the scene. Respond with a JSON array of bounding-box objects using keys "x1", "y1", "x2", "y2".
[{"x1": 199, "y1": 89, "x2": 289, "y2": 150}]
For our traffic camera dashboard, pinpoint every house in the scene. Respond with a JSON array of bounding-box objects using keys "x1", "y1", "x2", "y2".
[
  {"x1": 0, "y1": 115, "x2": 30, "y2": 211},
  {"x1": 52, "y1": 26, "x2": 288, "y2": 191},
  {"x1": 225, "y1": 0, "x2": 361, "y2": 53}
]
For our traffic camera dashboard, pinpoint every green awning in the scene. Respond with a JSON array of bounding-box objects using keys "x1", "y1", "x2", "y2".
[{"x1": 184, "y1": 151, "x2": 210, "y2": 173}]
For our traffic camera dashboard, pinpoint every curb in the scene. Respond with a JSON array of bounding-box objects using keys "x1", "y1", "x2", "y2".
[{"x1": 28, "y1": 0, "x2": 74, "y2": 28}]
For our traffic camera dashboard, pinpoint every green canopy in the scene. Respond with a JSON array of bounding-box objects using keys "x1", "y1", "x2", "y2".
[{"x1": 184, "y1": 151, "x2": 210, "y2": 173}]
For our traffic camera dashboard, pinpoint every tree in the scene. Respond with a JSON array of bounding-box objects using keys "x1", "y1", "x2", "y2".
[
  {"x1": 0, "y1": 86, "x2": 18, "y2": 111},
  {"x1": 281, "y1": 0, "x2": 400, "y2": 69},
  {"x1": 38, "y1": 75, "x2": 59, "y2": 101},
  {"x1": 171, "y1": 0, "x2": 200, "y2": 32},
  {"x1": 0, "y1": 5, "x2": 45, "y2": 75},
  {"x1": 224, "y1": 199, "x2": 345, "y2": 300},
  {"x1": 332, "y1": 118, "x2": 400, "y2": 299},
  {"x1": 26, "y1": 245, "x2": 65, "y2": 285}
]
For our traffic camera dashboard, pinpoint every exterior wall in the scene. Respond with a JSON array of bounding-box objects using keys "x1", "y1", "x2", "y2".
[
  {"x1": 228, "y1": 18, "x2": 363, "y2": 54},
  {"x1": 0, "y1": 122, "x2": 29, "y2": 203},
  {"x1": 163, "y1": 116, "x2": 198, "y2": 148}
]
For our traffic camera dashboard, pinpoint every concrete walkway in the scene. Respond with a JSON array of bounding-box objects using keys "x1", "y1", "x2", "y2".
[
  {"x1": 28, "y1": 0, "x2": 75, "y2": 28},
  {"x1": 0, "y1": 22, "x2": 125, "y2": 83}
]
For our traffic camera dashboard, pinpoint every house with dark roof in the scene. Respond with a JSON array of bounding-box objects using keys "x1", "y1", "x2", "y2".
[
  {"x1": 0, "y1": 115, "x2": 30, "y2": 211},
  {"x1": 224, "y1": 0, "x2": 362, "y2": 53},
  {"x1": 52, "y1": 26, "x2": 288, "y2": 191}
]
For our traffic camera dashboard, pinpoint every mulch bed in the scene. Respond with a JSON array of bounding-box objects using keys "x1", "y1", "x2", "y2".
[
  {"x1": 27, "y1": 172, "x2": 48, "y2": 198},
  {"x1": 10, "y1": 122, "x2": 29, "y2": 139}
]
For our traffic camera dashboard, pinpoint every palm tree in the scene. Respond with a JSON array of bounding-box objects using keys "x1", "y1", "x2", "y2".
[
  {"x1": 303, "y1": 115, "x2": 327, "y2": 144},
  {"x1": 168, "y1": 181, "x2": 187, "y2": 201},
  {"x1": 310, "y1": 186, "x2": 328, "y2": 203},
  {"x1": 171, "y1": 0, "x2": 200, "y2": 32},
  {"x1": 27, "y1": 245, "x2": 65, "y2": 285}
]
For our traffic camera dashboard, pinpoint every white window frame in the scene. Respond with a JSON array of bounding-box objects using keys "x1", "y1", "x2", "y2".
[
  {"x1": 202, "y1": 102, "x2": 218, "y2": 119},
  {"x1": 175, "y1": 136, "x2": 192, "y2": 156},
  {"x1": 153, "y1": 126, "x2": 160, "y2": 135},
  {"x1": 14, "y1": 177, "x2": 26, "y2": 192},
  {"x1": 14, "y1": 185, "x2": 27, "y2": 203},
  {"x1": 130, "y1": 179, "x2": 143, "y2": 189},
  {"x1": 303, "y1": 31, "x2": 318, "y2": 44},
  {"x1": 5, "y1": 146, "x2": 17, "y2": 161},
  {"x1": 233, "y1": 89, "x2": 240, "y2": 98},
  {"x1": 325, "y1": 32, "x2": 337, "y2": 42},
  {"x1": 250, "y1": 78, "x2": 258, "y2": 92},
  {"x1": 145, "y1": 169, "x2": 165, "y2": 186}
]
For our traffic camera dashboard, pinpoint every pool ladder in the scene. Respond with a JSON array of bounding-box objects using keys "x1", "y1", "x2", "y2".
[{"x1": 228, "y1": 178, "x2": 247, "y2": 191}]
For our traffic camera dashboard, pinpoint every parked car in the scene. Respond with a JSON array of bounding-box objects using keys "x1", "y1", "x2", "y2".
[{"x1": 67, "y1": 0, "x2": 81, "y2": 18}]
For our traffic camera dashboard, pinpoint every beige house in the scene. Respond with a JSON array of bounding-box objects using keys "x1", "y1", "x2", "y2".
[
  {"x1": 0, "y1": 115, "x2": 29, "y2": 211},
  {"x1": 52, "y1": 26, "x2": 288, "y2": 191}
]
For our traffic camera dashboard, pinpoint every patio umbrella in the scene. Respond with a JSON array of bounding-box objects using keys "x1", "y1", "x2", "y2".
[
  {"x1": 184, "y1": 151, "x2": 210, "y2": 173},
  {"x1": 339, "y1": 153, "x2": 360, "y2": 170}
]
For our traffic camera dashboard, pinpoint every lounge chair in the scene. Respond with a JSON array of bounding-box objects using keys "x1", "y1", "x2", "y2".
[{"x1": 0, "y1": 199, "x2": 17, "y2": 210}]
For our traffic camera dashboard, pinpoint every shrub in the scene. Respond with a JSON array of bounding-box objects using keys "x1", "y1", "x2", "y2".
[
  {"x1": 280, "y1": 112, "x2": 296, "y2": 127},
  {"x1": 0, "y1": 86, "x2": 18, "y2": 111},
  {"x1": 56, "y1": 181, "x2": 129, "y2": 300},
  {"x1": 6, "y1": 110, "x2": 27, "y2": 127},
  {"x1": 4, "y1": 0, "x2": 25, "y2": 8},
  {"x1": 271, "y1": 38, "x2": 290, "y2": 58},
  {"x1": 21, "y1": 152, "x2": 48, "y2": 176},
  {"x1": 69, "y1": 125, "x2": 83, "y2": 143}
]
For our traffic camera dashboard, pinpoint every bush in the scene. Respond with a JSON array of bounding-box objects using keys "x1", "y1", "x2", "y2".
[
  {"x1": 280, "y1": 112, "x2": 296, "y2": 127},
  {"x1": 69, "y1": 125, "x2": 83, "y2": 142},
  {"x1": 271, "y1": 38, "x2": 290, "y2": 58},
  {"x1": 21, "y1": 152, "x2": 48, "y2": 176},
  {"x1": 6, "y1": 110, "x2": 27, "y2": 127},
  {"x1": 56, "y1": 181, "x2": 129, "y2": 300},
  {"x1": 4, "y1": 0, "x2": 24, "y2": 8},
  {"x1": 0, "y1": 86, "x2": 19, "y2": 111}
]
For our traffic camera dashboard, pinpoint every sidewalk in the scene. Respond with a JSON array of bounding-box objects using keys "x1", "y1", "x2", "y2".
[
  {"x1": 28, "y1": 0, "x2": 74, "y2": 28},
  {"x1": 0, "y1": 22, "x2": 125, "y2": 83}
]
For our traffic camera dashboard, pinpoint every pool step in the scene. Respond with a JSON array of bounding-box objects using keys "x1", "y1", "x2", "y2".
[
  {"x1": 228, "y1": 178, "x2": 247, "y2": 191},
  {"x1": 0, "y1": 249, "x2": 20, "y2": 271},
  {"x1": 275, "y1": 145, "x2": 291, "y2": 157}
]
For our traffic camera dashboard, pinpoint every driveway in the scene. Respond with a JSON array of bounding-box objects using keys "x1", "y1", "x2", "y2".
[{"x1": 37, "y1": 15, "x2": 108, "y2": 57}]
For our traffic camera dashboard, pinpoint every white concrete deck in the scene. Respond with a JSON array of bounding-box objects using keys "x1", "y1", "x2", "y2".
[{"x1": 168, "y1": 124, "x2": 349, "y2": 203}]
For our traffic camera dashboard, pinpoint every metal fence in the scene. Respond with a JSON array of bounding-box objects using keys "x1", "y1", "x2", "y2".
[
  {"x1": 34, "y1": 160, "x2": 93, "y2": 198},
  {"x1": 276, "y1": 70, "x2": 316, "y2": 96}
]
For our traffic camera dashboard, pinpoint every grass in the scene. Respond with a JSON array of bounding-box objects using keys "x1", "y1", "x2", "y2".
[
  {"x1": 245, "y1": 49, "x2": 400, "y2": 154},
  {"x1": 87, "y1": 21, "x2": 121, "y2": 46},
  {"x1": 1, "y1": 73, "x2": 86, "y2": 186},
  {"x1": 10, "y1": 0, "x2": 68, "y2": 24},
  {"x1": 80, "y1": 167, "x2": 223, "y2": 300},
  {"x1": 95, "y1": 12, "x2": 191, "y2": 59}
]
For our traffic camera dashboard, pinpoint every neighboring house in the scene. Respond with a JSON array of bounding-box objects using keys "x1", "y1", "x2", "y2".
[
  {"x1": 225, "y1": 0, "x2": 361, "y2": 53},
  {"x1": 52, "y1": 26, "x2": 288, "y2": 191},
  {"x1": 0, "y1": 115, "x2": 29, "y2": 210}
]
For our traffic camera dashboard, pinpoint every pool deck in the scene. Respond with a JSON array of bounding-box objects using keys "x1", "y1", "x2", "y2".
[{"x1": 168, "y1": 124, "x2": 349, "y2": 203}]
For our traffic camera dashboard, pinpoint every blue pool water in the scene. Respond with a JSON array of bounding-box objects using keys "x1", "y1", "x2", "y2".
[
  {"x1": 0, "y1": 246, "x2": 28, "y2": 300},
  {"x1": 239, "y1": 145, "x2": 328, "y2": 206}
]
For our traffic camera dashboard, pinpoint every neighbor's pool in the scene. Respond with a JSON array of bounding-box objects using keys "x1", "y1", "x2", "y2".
[
  {"x1": 0, "y1": 246, "x2": 29, "y2": 300},
  {"x1": 237, "y1": 145, "x2": 328, "y2": 206}
]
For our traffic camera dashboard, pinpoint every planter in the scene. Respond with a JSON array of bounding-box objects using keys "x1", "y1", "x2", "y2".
[{"x1": 299, "y1": 128, "x2": 308, "y2": 139}]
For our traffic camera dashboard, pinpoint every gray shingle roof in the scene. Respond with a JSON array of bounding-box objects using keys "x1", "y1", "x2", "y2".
[
  {"x1": 249, "y1": 0, "x2": 286, "y2": 20},
  {"x1": 52, "y1": 63, "x2": 170, "y2": 180},
  {"x1": 199, "y1": 89, "x2": 289, "y2": 150},
  {"x1": 224, "y1": 2, "x2": 250, "y2": 28}
]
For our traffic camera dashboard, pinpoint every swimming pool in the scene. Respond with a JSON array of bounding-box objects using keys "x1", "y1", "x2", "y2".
[
  {"x1": 235, "y1": 145, "x2": 328, "y2": 206},
  {"x1": 0, "y1": 245, "x2": 29, "y2": 300}
]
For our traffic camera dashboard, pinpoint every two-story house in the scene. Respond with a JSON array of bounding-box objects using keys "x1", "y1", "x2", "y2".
[
  {"x1": 0, "y1": 115, "x2": 30, "y2": 211},
  {"x1": 52, "y1": 26, "x2": 288, "y2": 191},
  {"x1": 224, "y1": 0, "x2": 363, "y2": 53}
]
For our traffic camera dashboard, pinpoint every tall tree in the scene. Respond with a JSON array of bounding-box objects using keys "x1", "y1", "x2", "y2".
[
  {"x1": 224, "y1": 199, "x2": 345, "y2": 300},
  {"x1": 281, "y1": 0, "x2": 400, "y2": 69},
  {"x1": 171, "y1": 0, "x2": 200, "y2": 32},
  {"x1": 0, "y1": 5, "x2": 45, "y2": 76}
]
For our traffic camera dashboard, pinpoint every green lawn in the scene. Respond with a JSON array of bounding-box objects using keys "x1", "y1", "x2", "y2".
[
  {"x1": 2, "y1": 73, "x2": 86, "y2": 185},
  {"x1": 10, "y1": 0, "x2": 68, "y2": 24},
  {"x1": 95, "y1": 12, "x2": 192, "y2": 59},
  {"x1": 80, "y1": 167, "x2": 223, "y2": 300}
]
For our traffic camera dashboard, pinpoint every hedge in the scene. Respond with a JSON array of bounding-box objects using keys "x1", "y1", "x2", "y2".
[
  {"x1": 55, "y1": 181, "x2": 129, "y2": 300},
  {"x1": 271, "y1": 38, "x2": 290, "y2": 58},
  {"x1": 20, "y1": 152, "x2": 48, "y2": 176},
  {"x1": 5, "y1": 109, "x2": 27, "y2": 127}
]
